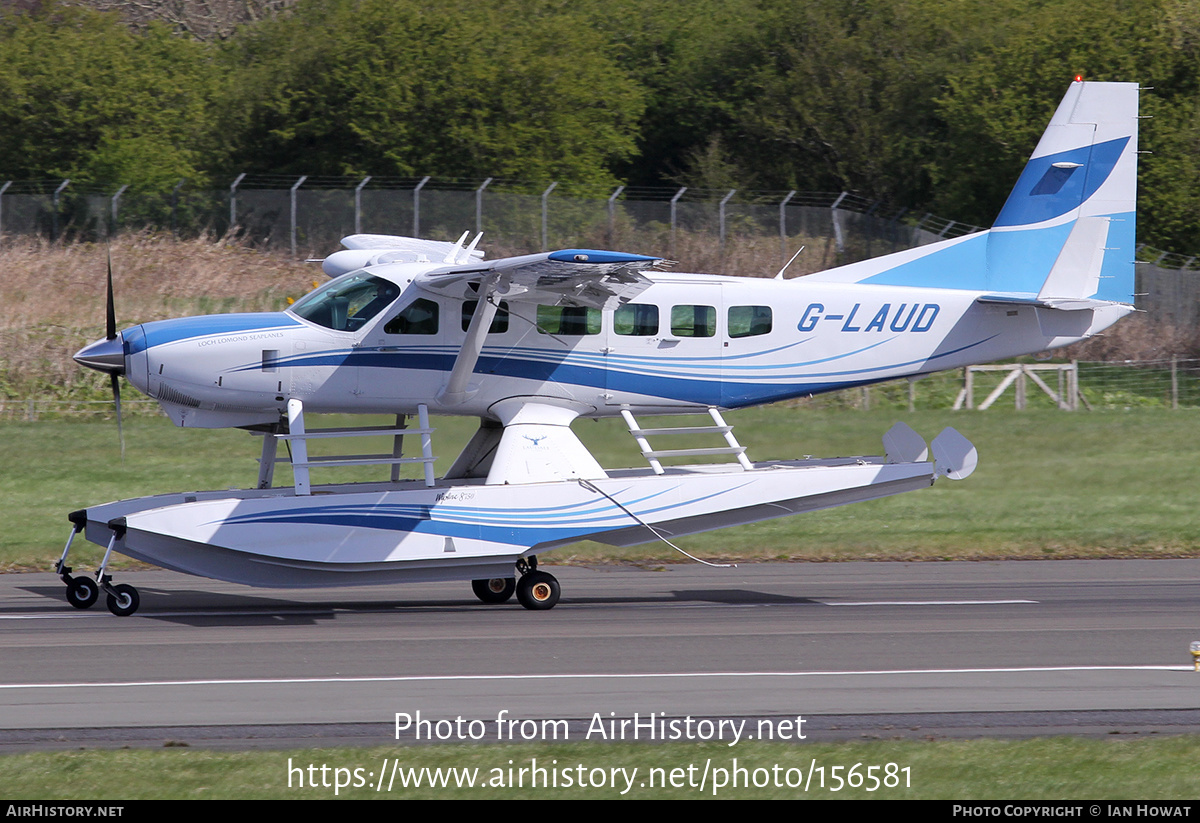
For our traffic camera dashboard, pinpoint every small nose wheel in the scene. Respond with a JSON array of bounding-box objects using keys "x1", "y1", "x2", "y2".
[{"x1": 516, "y1": 571, "x2": 560, "y2": 611}]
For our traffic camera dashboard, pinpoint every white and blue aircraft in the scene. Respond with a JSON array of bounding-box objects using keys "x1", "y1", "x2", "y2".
[{"x1": 65, "y1": 80, "x2": 1138, "y2": 615}]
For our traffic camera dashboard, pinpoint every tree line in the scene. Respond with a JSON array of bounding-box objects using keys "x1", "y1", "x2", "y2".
[{"x1": 1, "y1": 0, "x2": 1197, "y2": 252}]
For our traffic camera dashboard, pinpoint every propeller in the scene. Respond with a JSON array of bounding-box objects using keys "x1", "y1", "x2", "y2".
[
  {"x1": 73, "y1": 249, "x2": 126, "y2": 460},
  {"x1": 106, "y1": 251, "x2": 124, "y2": 460}
]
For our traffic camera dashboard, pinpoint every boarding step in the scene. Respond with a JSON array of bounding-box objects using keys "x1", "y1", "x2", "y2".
[
  {"x1": 257, "y1": 402, "x2": 436, "y2": 494},
  {"x1": 621, "y1": 407, "x2": 753, "y2": 475}
]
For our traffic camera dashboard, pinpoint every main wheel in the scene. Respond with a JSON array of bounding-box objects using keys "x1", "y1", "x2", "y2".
[
  {"x1": 105, "y1": 583, "x2": 140, "y2": 617},
  {"x1": 516, "y1": 571, "x2": 560, "y2": 611},
  {"x1": 65, "y1": 577, "x2": 99, "y2": 610},
  {"x1": 472, "y1": 577, "x2": 516, "y2": 604}
]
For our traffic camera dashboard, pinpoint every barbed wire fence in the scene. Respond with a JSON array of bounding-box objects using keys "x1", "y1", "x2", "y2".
[{"x1": 2, "y1": 176, "x2": 1198, "y2": 420}]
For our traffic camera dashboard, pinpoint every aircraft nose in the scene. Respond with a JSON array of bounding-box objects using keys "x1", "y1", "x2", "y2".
[{"x1": 73, "y1": 335, "x2": 126, "y2": 375}]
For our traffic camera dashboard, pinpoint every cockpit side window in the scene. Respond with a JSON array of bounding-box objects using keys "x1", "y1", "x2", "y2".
[
  {"x1": 290, "y1": 274, "x2": 401, "y2": 332},
  {"x1": 385, "y1": 298, "x2": 440, "y2": 334}
]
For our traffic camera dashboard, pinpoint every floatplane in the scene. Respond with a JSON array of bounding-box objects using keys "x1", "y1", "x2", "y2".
[{"x1": 63, "y1": 80, "x2": 1138, "y2": 615}]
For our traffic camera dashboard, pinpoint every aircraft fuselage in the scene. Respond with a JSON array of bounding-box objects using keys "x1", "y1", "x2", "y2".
[{"x1": 113, "y1": 266, "x2": 1130, "y2": 429}]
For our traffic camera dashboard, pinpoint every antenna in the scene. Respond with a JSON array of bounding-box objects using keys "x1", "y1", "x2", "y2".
[{"x1": 775, "y1": 245, "x2": 805, "y2": 280}]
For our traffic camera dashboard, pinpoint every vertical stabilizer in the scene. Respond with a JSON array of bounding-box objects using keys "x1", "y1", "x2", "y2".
[
  {"x1": 801, "y1": 81, "x2": 1139, "y2": 303},
  {"x1": 986, "y1": 80, "x2": 1139, "y2": 302}
]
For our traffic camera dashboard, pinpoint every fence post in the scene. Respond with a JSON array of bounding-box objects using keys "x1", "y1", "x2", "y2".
[
  {"x1": 719, "y1": 189, "x2": 736, "y2": 260},
  {"x1": 413, "y1": 176, "x2": 430, "y2": 237},
  {"x1": 354, "y1": 176, "x2": 371, "y2": 235},
  {"x1": 541, "y1": 182, "x2": 557, "y2": 251},
  {"x1": 171, "y1": 179, "x2": 184, "y2": 236},
  {"x1": 1171, "y1": 355, "x2": 1178, "y2": 410},
  {"x1": 229, "y1": 173, "x2": 246, "y2": 233},
  {"x1": 290, "y1": 175, "x2": 307, "y2": 257},
  {"x1": 475, "y1": 177, "x2": 492, "y2": 235},
  {"x1": 109, "y1": 185, "x2": 128, "y2": 237},
  {"x1": 52, "y1": 179, "x2": 70, "y2": 241},
  {"x1": 607, "y1": 185, "x2": 624, "y2": 245},
  {"x1": 779, "y1": 190, "x2": 796, "y2": 266},
  {"x1": 0, "y1": 181, "x2": 10, "y2": 243},
  {"x1": 670, "y1": 187, "x2": 687, "y2": 257},
  {"x1": 830, "y1": 191, "x2": 848, "y2": 259}
]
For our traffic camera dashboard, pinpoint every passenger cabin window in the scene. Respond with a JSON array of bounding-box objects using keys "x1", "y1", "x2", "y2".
[
  {"x1": 537, "y1": 305, "x2": 601, "y2": 335},
  {"x1": 461, "y1": 300, "x2": 510, "y2": 333},
  {"x1": 728, "y1": 305, "x2": 772, "y2": 338},
  {"x1": 384, "y1": 298, "x2": 439, "y2": 334},
  {"x1": 290, "y1": 274, "x2": 401, "y2": 332},
  {"x1": 670, "y1": 305, "x2": 716, "y2": 338},
  {"x1": 614, "y1": 303, "x2": 659, "y2": 336}
]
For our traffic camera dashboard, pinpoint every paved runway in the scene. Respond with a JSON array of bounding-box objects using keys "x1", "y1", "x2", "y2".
[{"x1": 2, "y1": 560, "x2": 1199, "y2": 748}]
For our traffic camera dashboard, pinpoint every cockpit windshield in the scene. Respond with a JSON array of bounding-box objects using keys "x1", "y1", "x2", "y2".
[{"x1": 289, "y1": 273, "x2": 401, "y2": 331}]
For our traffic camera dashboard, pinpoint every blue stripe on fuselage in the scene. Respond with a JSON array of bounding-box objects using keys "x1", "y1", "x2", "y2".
[
  {"x1": 124, "y1": 313, "x2": 300, "y2": 355},
  {"x1": 269, "y1": 333, "x2": 997, "y2": 408}
]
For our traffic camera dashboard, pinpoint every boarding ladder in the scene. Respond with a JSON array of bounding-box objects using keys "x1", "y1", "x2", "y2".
[
  {"x1": 620, "y1": 407, "x2": 754, "y2": 475},
  {"x1": 257, "y1": 401, "x2": 436, "y2": 495}
]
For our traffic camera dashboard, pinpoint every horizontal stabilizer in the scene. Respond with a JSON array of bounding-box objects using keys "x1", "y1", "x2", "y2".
[{"x1": 976, "y1": 293, "x2": 1126, "y2": 312}]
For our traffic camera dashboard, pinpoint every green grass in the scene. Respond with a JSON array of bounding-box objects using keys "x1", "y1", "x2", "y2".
[
  {"x1": 4, "y1": 406, "x2": 1199, "y2": 571},
  {"x1": 4, "y1": 737, "x2": 1200, "y2": 799}
]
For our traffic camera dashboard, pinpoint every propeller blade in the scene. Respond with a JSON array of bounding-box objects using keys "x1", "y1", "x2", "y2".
[
  {"x1": 106, "y1": 249, "x2": 117, "y2": 341},
  {"x1": 111, "y1": 372, "x2": 125, "y2": 461},
  {"x1": 106, "y1": 248, "x2": 124, "y2": 460}
]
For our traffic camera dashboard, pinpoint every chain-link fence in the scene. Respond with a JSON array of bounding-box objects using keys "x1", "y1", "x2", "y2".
[
  {"x1": 2, "y1": 176, "x2": 1197, "y2": 321},
  {"x1": 0, "y1": 177, "x2": 978, "y2": 256}
]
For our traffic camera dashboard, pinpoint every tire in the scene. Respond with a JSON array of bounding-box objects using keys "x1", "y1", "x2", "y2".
[
  {"x1": 66, "y1": 577, "x2": 99, "y2": 610},
  {"x1": 516, "y1": 571, "x2": 560, "y2": 611},
  {"x1": 472, "y1": 577, "x2": 516, "y2": 604},
  {"x1": 105, "y1": 583, "x2": 140, "y2": 617}
]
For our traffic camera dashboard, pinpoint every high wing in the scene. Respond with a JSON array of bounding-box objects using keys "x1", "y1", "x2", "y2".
[
  {"x1": 327, "y1": 234, "x2": 664, "y2": 310},
  {"x1": 321, "y1": 233, "x2": 666, "y2": 406},
  {"x1": 389, "y1": 242, "x2": 667, "y2": 405},
  {"x1": 415, "y1": 248, "x2": 663, "y2": 311}
]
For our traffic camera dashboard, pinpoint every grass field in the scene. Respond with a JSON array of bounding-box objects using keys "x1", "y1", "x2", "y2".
[
  {"x1": 3, "y1": 405, "x2": 1198, "y2": 571},
  {"x1": 5, "y1": 737, "x2": 1200, "y2": 799}
]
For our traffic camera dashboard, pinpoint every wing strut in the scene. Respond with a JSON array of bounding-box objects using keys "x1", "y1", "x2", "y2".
[{"x1": 438, "y1": 273, "x2": 501, "y2": 406}]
